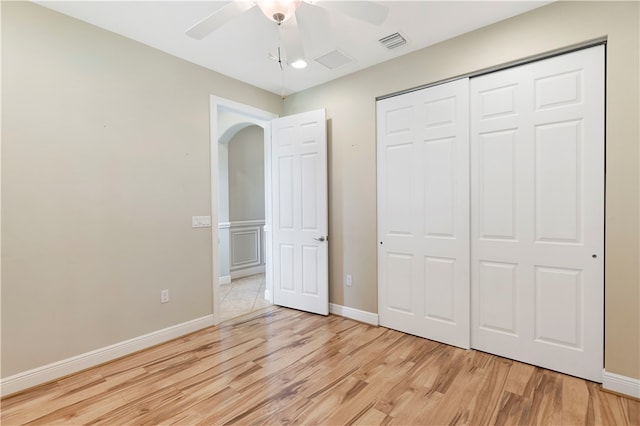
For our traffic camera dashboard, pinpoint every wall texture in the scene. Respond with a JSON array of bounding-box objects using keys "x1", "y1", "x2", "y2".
[
  {"x1": 284, "y1": 1, "x2": 640, "y2": 380},
  {"x1": 2, "y1": 0, "x2": 638, "y2": 384},
  {"x1": 228, "y1": 125, "x2": 265, "y2": 222},
  {"x1": 1, "y1": 1, "x2": 281, "y2": 377}
]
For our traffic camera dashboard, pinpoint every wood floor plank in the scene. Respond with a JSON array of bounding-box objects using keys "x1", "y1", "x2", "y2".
[
  {"x1": 422, "y1": 352, "x2": 486, "y2": 425},
  {"x1": 503, "y1": 359, "x2": 537, "y2": 397},
  {"x1": 562, "y1": 374, "x2": 591, "y2": 425},
  {"x1": 520, "y1": 371, "x2": 563, "y2": 425},
  {"x1": 351, "y1": 406, "x2": 392, "y2": 426},
  {"x1": 2, "y1": 306, "x2": 638, "y2": 426},
  {"x1": 493, "y1": 391, "x2": 530, "y2": 425},
  {"x1": 466, "y1": 356, "x2": 513, "y2": 425},
  {"x1": 295, "y1": 376, "x2": 369, "y2": 424},
  {"x1": 389, "y1": 388, "x2": 444, "y2": 425}
]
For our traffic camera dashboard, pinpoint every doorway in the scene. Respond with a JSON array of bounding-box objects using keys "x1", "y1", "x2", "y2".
[
  {"x1": 219, "y1": 124, "x2": 268, "y2": 321},
  {"x1": 211, "y1": 98, "x2": 330, "y2": 322},
  {"x1": 210, "y1": 97, "x2": 277, "y2": 324}
]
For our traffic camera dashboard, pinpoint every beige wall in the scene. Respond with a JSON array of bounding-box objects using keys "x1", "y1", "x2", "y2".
[
  {"x1": 284, "y1": 1, "x2": 640, "y2": 379},
  {"x1": 1, "y1": 1, "x2": 281, "y2": 377},
  {"x1": 228, "y1": 126, "x2": 265, "y2": 222},
  {"x1": 2, "y1": 0, "x2": 638, "y2": 384}
]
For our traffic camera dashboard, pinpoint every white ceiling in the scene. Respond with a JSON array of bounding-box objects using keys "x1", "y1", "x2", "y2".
[{"x1": 35, "y1": 1, "x2": 551, "y2": 96}]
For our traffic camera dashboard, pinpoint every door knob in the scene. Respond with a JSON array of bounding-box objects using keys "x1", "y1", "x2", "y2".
[{"x1": 314, "y1": 236, "x2": 327, "y2": 242}]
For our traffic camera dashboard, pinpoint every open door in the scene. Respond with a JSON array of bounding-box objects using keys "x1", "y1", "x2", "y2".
[{"x1": 271, "y1": 109, "x2": 328, "y2": 315}]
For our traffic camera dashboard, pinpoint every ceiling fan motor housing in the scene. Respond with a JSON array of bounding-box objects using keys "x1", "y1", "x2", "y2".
[{"x1": 256, "y1": 0, "x2": 301, "y2": 24}]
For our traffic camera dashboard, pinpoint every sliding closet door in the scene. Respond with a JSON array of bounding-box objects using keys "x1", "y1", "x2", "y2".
[
  {"x1": 470, "y1": 46, "x2": 604, "y2": 381},
  {"x1": 377, "y1": 79, "x2": 470, "y2": 349}
]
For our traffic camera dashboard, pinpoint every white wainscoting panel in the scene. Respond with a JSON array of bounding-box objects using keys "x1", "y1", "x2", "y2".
[{"x1": 229, "y1": 220, "x2": 266, "y2": 279}]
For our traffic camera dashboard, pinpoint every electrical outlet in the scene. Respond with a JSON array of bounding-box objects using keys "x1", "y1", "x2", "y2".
[
  {"x1": 345, "y1": 274, "x2": 353, "y2": 287},
  {"x1": 160, "y1": 289, "x2": 169, "y2": 303}
]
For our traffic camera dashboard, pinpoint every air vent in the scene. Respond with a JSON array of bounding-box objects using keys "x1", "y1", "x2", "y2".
[
  {"x1": 315, "y1": 50, "x2": 353, "y2": 70},
  {"x1": 379, "y1": 32, "x2": 407, "y2": 50}
]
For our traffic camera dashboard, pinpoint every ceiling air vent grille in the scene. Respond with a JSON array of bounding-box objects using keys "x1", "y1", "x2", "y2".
[
  {"x1": 379, "y1": 32, "x2": 407, "y2": 50},
  {"x1": 315, "y1": 50, "x2": 353, "y2": 70}
]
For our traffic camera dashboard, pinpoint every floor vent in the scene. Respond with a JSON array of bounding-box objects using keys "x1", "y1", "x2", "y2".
[{"x1": 379, "y1": 32, "x2": 407, "y2": 50}]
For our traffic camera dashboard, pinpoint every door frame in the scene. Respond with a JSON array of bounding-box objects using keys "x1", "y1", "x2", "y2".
[{"x1": 210, "y1": 96, "x2": 278, "y2": 325}]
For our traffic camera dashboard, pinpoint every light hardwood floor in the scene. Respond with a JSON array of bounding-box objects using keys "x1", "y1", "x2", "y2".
[{"x1": 2, "y1": 307, "x2": 638, "y2": 425}]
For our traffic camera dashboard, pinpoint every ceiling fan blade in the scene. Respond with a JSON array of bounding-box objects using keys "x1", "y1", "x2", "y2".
[
  {"x1": 185, "y1": 1, "x2": 255, "y2": 40},
  {"x1": 314, "y1": 1, "x2": 388, "y2": 26},
  {"x1": 295, "y1": 3, "x2": 336, "y2": 54},
  {"x1": 280, "y1": 14, "x2": 306, "y2": 65}
]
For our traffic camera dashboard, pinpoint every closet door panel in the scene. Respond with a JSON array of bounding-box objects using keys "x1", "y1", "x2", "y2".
[
  {"x1": 378, "y1": 79, "x2": 470, "y2": 349},
  {"x1": 471, "y1": 46, "x2": 604, "y2": 382}
]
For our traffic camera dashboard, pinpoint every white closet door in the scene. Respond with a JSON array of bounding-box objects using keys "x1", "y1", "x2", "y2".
[
  {"x1": 470, "y1": 46, "x2": 604, "y2": 381},
  {"x1": 377, "y1": 79, "x2": 470, "y2": 349}
]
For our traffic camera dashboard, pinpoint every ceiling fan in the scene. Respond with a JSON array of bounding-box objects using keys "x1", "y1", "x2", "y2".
[{"x1": 185, "y1": 0, "x2": 389, "y2": 69}]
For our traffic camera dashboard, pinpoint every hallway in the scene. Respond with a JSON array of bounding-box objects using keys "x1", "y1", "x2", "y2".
[{"x1": 219, "y1": 273, "x2": 270, "y2": 322}]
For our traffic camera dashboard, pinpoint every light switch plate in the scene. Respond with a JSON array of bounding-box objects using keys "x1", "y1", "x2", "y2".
[{"x1": 192, "y1": 216, "x2": 211, "y2": 228}]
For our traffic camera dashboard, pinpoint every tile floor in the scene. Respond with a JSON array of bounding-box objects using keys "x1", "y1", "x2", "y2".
[{"x1": 219, "y1": 273, "x2": 271, "y2": 322}]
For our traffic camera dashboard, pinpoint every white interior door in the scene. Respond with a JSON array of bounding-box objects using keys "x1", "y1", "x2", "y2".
[
  {"x1": 271, "y1": 109, "x2": 328, "y2": 315},
  {"x1": 377, "y1": 79, "x2": 470, "y2": 349},
  {"x1": 470, "y1": 46, "x2": 604, "y2": 382}
]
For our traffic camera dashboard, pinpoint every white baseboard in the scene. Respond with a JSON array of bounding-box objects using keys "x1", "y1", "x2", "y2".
[
  {"x1": 264, "y1": 288, "x2": 273, "y2": 303},
  {"x1": 0, "y1": 315, "x2": 214, "y2": 397},
  {"x1": 230, "y1": 265, "x2": 265, "y2": 279},
  {"x1": 329, "y1": 303, "x2": 379, "y2": 326},
  {"x1": 602, "y1": 370, "x2": 640, "y2": 399},
  {"x1": 220, "y1": 275, "x2": 231, "y2": 285}
]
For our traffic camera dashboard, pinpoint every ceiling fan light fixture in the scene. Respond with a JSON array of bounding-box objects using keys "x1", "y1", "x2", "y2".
[
  {"x1": 256, "y1": 0, "x2": 301, "y2": 24},
  {"x1": 290, "y1": 59, "x2": 308, "y2": 69}
]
